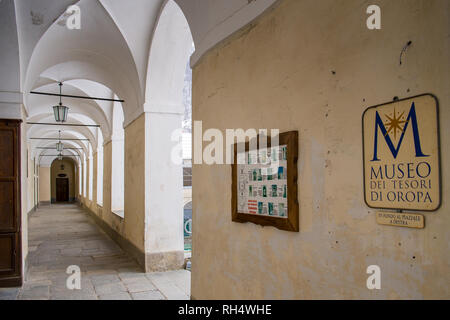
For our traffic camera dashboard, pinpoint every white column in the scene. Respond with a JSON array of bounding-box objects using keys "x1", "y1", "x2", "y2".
[{"x1": 144, "y1": 105, "x2": 185, "y2": 271}]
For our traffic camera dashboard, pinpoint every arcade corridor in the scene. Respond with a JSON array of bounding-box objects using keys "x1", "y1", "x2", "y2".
[
  {"x1": 0, "y1": 204, "x2": 190, "y2": 300},
  {"x1": 0, "y1": 0, "x2": 448, "y2": 301}
]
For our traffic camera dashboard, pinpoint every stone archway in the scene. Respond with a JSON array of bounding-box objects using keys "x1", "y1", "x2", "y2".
[{"x1": 50, "y1": 157, "x2": 77, "y2": 203}]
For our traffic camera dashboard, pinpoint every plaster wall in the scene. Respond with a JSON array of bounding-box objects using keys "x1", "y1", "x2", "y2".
[
  {"x1": 20, "y1": 118, "x2": 28, "y2": 277},
  {"x1": 89, "y1": 141, "x2": 126, "y2": 236},
  {"x1": 102, "y1": 141, "x2": 113, "y2": 219},
  {"x1": 0, "y1": 0, "x2": 20, "y2": 92},
  {"x1": 78, "y1": 113, "x2": 185, "y2": 271},
  {"x1": 25, "y1": 143, "x2": 36, "y2": 212},
  {"x1": 191, "y1": 0, "x2": 450, "y2": 299},
  {"x1": 123, "y1": 114, "x2": 146, "y2": 252},
  {"x1": 80, "y1": 119, "x2": 145, "y2": 259},
  {"x1": 74, "y1": 165, "x2": 79, "y2": 202},
  {"x1": 39, "y1": 167, "x2": 51, "y2": 202}
]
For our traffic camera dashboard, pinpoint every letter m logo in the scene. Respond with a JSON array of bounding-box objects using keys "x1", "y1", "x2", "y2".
[{"x1": 371, "y1": 102, "x2": 429, "y2": 161}]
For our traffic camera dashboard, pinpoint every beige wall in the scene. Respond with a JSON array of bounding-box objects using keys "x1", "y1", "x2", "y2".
[
  {"x1": 191, "y1": 0, "x2": 450, "y2": 299},
  {"x1": 20, "y1": 117, "x2": 28, "y2": 277},
  {"x1": 24, "y1": 143, "x2": 37, "y2": 212},
  {"x1": 39, "y1": 167, "x2": 50, "y2": 202},
  {"x1": 80, "y1": 141, "x2": 124, "y2": 229},
  {"x1": 124, "y1": 114, "x2": 146, "y2": 252},
  {"x1": 80, "y1": 112, "x2": 185, "y2": 272},
  {"x1": 84, "y1": 141, "x2": 126, "y2": 234},
  {"x1": 51, "y1": 159, "x2": 76, "y2": 201},
  {"x1": 79, "y1": 115, "x2": 146, "y2": 255}
]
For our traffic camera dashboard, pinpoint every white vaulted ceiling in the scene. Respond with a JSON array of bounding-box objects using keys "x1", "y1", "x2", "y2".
[{"x1": 1, "y1": 0, "x2": 278, "y2": 164}]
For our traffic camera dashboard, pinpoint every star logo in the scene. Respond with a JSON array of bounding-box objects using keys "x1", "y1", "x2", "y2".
[{"x1": 384, "y1": 108, "x2": 407, "y2": 140}]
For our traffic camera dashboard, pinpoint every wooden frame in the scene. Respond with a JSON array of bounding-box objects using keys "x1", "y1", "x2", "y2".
[{"x1": 232, "y1": 131, "x2": 299, "y2": 232}]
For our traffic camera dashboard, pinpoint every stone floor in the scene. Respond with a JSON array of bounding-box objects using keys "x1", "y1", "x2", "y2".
[{"x1": 0, "y1": 204, "x2": 190, "y2": 300}]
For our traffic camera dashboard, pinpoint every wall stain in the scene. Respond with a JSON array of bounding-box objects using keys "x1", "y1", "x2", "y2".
[{"x1": 30, "y1": 11, "x2": 44, "y2": 25}]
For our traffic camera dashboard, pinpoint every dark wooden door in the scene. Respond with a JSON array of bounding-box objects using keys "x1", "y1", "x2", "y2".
[
  {"x1": 0, "y1": 119, "x2": 22, "y2": 287},
  {"x1": 56, "y1": 178, "x2": 69, "y2": 202}
]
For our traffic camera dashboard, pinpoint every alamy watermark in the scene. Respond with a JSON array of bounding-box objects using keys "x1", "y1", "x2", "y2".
[
  {"x1": 66, "y1": 265, "x2": 81, "y2": 290},
  {"x1": 65, "y1": 5, "x2": 81, "y2": 30},
  {"x1": 366, "y1": 5, "x2": 381, "y2": 30},
  {"x1": 366, "y1": 265, "x2": 381, "y2": 290},
  {"x1": 171, "y1": 121, "x2": 281, "y2": 169}
]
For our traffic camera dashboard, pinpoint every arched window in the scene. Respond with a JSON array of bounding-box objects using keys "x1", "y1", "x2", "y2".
[
  {"x1": 88, "y1": 144, "x2": 93, "y2": 201},
  {"x1": 111, "y1": 99, "x2": 124, "y2": 217},
  {"x1": 78, "y1": 164, "x2": 82, "y2": 196},
  {"x1": 97, "y1": 128, "x2": 104, "y2": 206},
  {"x1": 83, "y1": 156, "x2": 87, "y2": 198}
]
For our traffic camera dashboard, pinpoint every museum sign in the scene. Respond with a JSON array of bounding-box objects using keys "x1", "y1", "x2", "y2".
[{"x1": 362, "y1": 94, "x2": 441, "y2": 212}]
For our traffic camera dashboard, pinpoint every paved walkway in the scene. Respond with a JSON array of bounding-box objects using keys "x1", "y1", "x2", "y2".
[{"x1": 0, "y1": 204, "x2": 190, "y2": 300}]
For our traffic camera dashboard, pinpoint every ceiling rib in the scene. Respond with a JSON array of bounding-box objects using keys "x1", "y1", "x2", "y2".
[
  {"x1": 29, "y1": 90, "x2": 124, "y2": 102},
  {"x1": 27, "y1": 122, "x2": 100, "y2": 128},
  {"x1": 30, "y1": 138, "x2": 89, "y2": 141}
]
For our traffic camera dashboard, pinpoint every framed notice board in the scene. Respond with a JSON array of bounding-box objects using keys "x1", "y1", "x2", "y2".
[{"x1": 231, "y1": 131, "x2": 299, "y2": 232}]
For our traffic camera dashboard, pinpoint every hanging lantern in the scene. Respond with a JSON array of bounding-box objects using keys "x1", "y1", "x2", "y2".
[
  {"x1": 56, "y1": 131, "x2": 64, "y2": 152},
  {"x1": 52, "y1": 82, "x2": 69, "y2": 122},
  {"x1": 53, "y1": 103, "x2": 69, "y2": 122},
  {"x1": 56, "y1": 141, "x2": 64, "y2": 152}
]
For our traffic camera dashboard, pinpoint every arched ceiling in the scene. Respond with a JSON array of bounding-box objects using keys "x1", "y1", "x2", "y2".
[
  {"x1": 145, "y1": 0, "x2": 193, "y2": 114},
  {"x1": 47, "y1": 156, "x2": 79, "y2": 171},
  {"x1": 27, "y1": 81, "x2": 112, "y2": 139},
  {"x1": 4, "y1": 0, "x2": 277, "y2": 164},
  {"x1": 34, "y1": 139, "x2": 83, "y2": 159},
  {"x1": 23, "y1": 0, "x2": 141, "y2": 119},
  {"x1": 174, "y1": 0, "x2": 279, "y2": 66},
  {"x1": 31, "y1": 129, "x2": 88, "y2": 167},
  {"x1": 98, "y1": 0, "x2": 165, "y2": 93}
]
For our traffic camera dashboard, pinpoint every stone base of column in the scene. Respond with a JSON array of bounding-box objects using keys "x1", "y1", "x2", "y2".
[{"x1": 145, "y1": 250, "x2": 185, "y2": 272}]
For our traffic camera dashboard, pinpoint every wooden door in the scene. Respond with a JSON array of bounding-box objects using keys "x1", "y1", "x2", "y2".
[
  {"x1": 56, "y1": 178, "x2": 69, "y2": 202},
  {"x1": 0, "y1": 119, "x2": 22, "y2": 287}
]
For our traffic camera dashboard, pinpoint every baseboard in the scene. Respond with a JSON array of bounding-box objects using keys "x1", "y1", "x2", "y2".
[
  {"x1": 0, "y1": 275, "x2": 22, "y2": 288},
  {"x1": 145, "y1": 251, "x2": 185, "y2": 273},
  {"x1": 23, "y1": 252, "x2": 29, "y2": 282},
  {"x1": 82, "y1": 204, "x2": 146, "y2": 271},
  {"x1": 27, "y1": 205, "x2": 37, "y2": 220}
]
